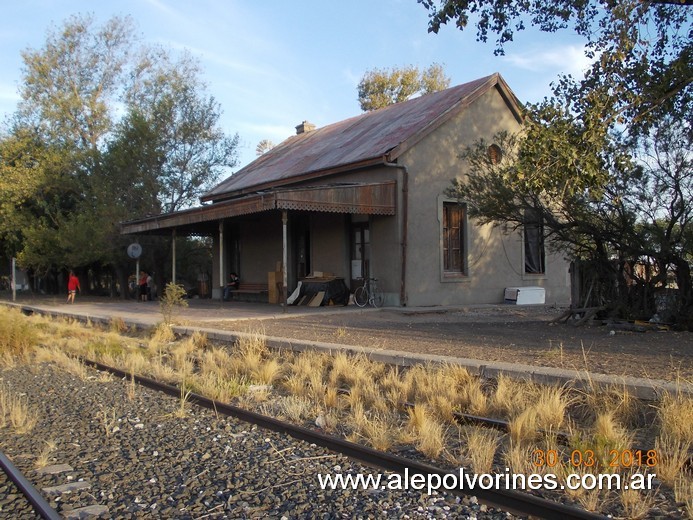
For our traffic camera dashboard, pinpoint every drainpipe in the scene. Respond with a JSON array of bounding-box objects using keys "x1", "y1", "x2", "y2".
[
  {"x1": 383, "y1": 159, "x2": 408, "y2": 306},
  {"x1": 219, "y1": 220, "x2": 224, "y2": 300}
]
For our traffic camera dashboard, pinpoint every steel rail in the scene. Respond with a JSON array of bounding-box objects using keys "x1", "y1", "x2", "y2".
[
  {"x1": 0, "y1": 451, "x2": 61, "y2": 520},
  {"x1": 82, "y1": 357, "x2": 606, "y2": 520}
]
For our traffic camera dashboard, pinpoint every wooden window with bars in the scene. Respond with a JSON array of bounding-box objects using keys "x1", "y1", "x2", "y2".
[{"x1": 443, "y1": 202, "x2": 465, "y2": 274}]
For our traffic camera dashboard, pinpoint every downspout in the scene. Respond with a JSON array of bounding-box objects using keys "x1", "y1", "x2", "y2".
[{"x1": 383, "y1": 158, "x2": 408, "y2": 306}]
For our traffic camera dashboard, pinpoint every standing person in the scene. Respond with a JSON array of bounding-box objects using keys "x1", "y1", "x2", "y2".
[
  {"x1": 146, "y1": 272, "x2": 154, "y2": 301},
  {"x1": 139, "y1": 271, "x2": 148, "y2": 302},
  {"x1": 66, "y1": 270, "x2": 80, "y2": 304}
]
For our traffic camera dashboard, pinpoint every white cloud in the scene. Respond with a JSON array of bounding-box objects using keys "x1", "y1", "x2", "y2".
[{"x1": 502, "y1": 44, "x2": 594, "y2": 78}]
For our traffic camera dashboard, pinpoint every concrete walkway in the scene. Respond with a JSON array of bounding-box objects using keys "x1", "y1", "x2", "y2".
[{"x1": 3, "y1": 296, "x2": 690, "y2": 399}]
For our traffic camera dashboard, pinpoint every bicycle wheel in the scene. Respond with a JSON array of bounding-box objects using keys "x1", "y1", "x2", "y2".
[
  {"x1": 372, "y1": 289, "x2": 384, "y2": 307},
  {"x1": 354, "y1": 286, "x2": 368, "y2": 307}
]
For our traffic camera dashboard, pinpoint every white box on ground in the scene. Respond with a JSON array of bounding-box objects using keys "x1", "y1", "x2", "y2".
[{"x1": 504, "y1": 286, "x2": 545, "y2": 305}]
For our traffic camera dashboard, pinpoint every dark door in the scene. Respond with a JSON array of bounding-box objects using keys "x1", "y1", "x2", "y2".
[{"x1": 350, "y1": 222, "x2": 370, "y2": 290}]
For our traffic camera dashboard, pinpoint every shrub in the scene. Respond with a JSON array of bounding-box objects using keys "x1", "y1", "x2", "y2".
[{"x1": 159, "y1": 283, "x2": 188, "y2": 325}]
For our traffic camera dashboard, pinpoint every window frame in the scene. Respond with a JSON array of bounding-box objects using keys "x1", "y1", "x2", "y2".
[
  {"x1": 523, "y1": 208, "x2": 546, "y2": 276},
  {"x1": 439, "y1": 197, "x2": 469, "y2": 280}
]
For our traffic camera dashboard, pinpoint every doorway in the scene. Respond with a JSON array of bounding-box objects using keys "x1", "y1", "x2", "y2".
[{"x1": 350, "y1": 220, "x2": 370, "y2": 290}]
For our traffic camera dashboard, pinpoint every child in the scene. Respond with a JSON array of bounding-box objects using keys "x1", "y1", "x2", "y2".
[{"x1": 66, "y1": 270, "x2": 80, "y2": 304}]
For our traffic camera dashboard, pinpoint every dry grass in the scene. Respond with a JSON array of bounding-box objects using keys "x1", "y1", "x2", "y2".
[
  {"x1": 0, "y1": 306, "x2": 38, "y2": 359},
  {"x1": 460, "y1": 426, "x2": 501, "y2": 473},
  {"x1": 654, "y1": 434, "x2": 691, "y2": 485},
  {"x1": 357, "y1": 412, "x2": 398, "y2": 452},
  {"x1": 8, "y1": 394, "x2": 38, "y2": 433},
  {"x1": 533, "y1": 385, "x2": 569, "y2": 431},
  {"x1": 674, "y1": 477, "x2": 693, "y2": 520},
  {"x1": 504, "y1": 442, "x2": 534, "y2": 475},
  {"x1": 34, "y1": 440, "x2": 57, "y2": 469},
  {"x1": 9, "y1": 307, "x2": 692, "y2": 520},
  {"x1": 97, "y1": 406, "x2": 118, "y2": 438},
  {"x1": 410, "y1": 409, "x2": 446, "y2": 459},
  {"x1": 620, "y1": 485, "x2": 655, "y2": 519},
  {"x1": 109, "y1": 317, "x2": 128, "y2": 334},
  {"x1": 658, "y1": 392, "x2": 693, "y2": 444},
  {"x1": 35, "y1": 347, "x2": 88, "y2": 379},
  {"x1": 508, "y1": 407, "x2": 540, "y2": 445}
]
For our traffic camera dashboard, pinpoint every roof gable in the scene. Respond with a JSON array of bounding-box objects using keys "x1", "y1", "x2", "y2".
[{"x1": 203, "y1": 73, "x2": 521, "y2": 202}]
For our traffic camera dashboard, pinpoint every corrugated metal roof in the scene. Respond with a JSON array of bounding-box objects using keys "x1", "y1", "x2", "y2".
[{"x1": 202, "y1": 73, "x2": 520, "y2": 202}]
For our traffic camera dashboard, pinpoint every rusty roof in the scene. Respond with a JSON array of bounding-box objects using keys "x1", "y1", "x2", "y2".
[{"x1": 202, "y1": 73, "x2": 521, "y2": 202}]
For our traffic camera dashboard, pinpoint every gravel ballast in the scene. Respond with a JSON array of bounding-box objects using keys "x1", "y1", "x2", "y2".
[{"x1": 0, "y1": 362, "x2": 517, "y2": 519}]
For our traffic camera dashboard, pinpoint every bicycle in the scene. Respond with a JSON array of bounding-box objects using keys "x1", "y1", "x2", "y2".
[{"x1": 353, "y1": 277, "x2": 384, "y2": 307}]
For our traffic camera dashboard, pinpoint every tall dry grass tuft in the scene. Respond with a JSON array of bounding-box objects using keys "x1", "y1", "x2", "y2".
[
  {"x1": 674, "y1": 477, "x2": 693, "y2": 520},
  {"x1": 404, "y1": 404, "x2": 446, "y2": 459},
  {"x1": 460, "y1": 426, "x2": 501, "y2": 473},
  {"x1": 358, "y1": 412, "x2": 398, "y2": 452},
  {"x1": 34, "y1": 440, "x2": 57, "y2": 469},
  {"x1": 0, "y1": 306, "x2": 38, "y2": 359},
  {"x1": 252, "y1": 358, "x2": 283, "y2": 386},
  {"x1": 7, "y1": 394, "x2": 38, "y2": 434},
  {"x1": 533, "y1": 385, "x2": 569, "y2": 431},
  {"x1": 504, "y1": 442, "x2": 534, "y2": 475},
  {"x1": 620, "y1": 481, "x2": 655, "y2": 520},
  {"x1": 571, "y1": 411, "x2": 633, "y2": 470},
  {"x1": 37, "y1": 347, "x2": 88, "y2": 380},
  {"x1": 490, "y1": 374, "x2": 525, "y2": 417},
  {"x1": 109, "y1": 317, "x2": 128, "y2": 334},
  {"x1": 654, "y1": 434, "x2": 691, "y2": 485},
  {"x1": 508, "y1": 407, "x2": 539, "y2": 445},
  {"x1": 658, "y1": 392, "x2": 693, "y2": 444},
  {"x1": 381, "y1": 366, "x2": 407, "y2": 408}
]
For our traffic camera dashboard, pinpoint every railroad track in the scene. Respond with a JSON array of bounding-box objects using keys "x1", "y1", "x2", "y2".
[
  {"x1": 80, "y1": 357, "x2": 606, "y2": 520},
  {"x1": 0, "y1": 450, "x2": 60, "y2": 520}
]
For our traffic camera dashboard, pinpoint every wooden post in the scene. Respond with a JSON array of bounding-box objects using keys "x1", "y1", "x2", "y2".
[{"x1": 172, "y1": 229, "x2": 177, "y2": 284}]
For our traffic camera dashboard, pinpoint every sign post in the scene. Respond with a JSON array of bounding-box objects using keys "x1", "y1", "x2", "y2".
[
  {"x1": 11, "y1": 257, "x2": 16, "y2": 302},
  {"x1": 127, "y1": 243, "x2": 142, "y2": 299}
]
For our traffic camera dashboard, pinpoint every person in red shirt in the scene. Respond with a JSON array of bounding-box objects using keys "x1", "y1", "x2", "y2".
[{"x1": 66, "y1": 270, "x2": 80, "y2": 304}]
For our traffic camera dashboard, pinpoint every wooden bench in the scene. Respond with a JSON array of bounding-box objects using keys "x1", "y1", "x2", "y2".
[{"x1": 226, "y1": 283, "x2": 268, "y2": 302}]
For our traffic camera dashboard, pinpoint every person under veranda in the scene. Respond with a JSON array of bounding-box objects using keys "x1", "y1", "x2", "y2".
[
  {"x1": 66, "y1": 270, "x2": 80, "y2": 304},
  {"x1": 223, "y1": 272, "x2": 240, "y2": 301}
]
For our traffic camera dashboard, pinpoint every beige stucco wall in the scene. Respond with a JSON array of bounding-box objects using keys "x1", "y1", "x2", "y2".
[
  {"x1": 400, "y1": 86, "x2": 571, "y2": 306},
  {"x1": 309, "y1": 213, "x2": 349, "y2": 281}
]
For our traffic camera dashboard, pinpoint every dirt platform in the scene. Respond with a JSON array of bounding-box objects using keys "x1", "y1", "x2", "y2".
[{"x1": 207, "y1": 305, "x2": 692, "y2": 383}]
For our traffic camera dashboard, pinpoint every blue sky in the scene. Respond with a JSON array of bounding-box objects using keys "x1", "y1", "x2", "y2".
[{"x1": 0, "y1": 0, "x2": 591, "y2": 169}]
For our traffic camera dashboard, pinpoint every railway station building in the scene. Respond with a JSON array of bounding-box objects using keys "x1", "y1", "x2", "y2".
[{"x1": 121, "y1": 73, "x2": 572, "y2": 307}]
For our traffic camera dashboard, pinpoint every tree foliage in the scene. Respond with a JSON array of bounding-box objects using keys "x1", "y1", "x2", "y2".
[
  {"x1": 0, "y1": 14, "x2": 239, "y2": 293},
  {"x1": 357, "y1": 63, "x2": 451, "y2": 111},
  {"x1": 256, "y1": 139, "x2": 275, "y2": 156},
  {"x1": 419, "y1": 0, "x2": 692, "y2": 135}
]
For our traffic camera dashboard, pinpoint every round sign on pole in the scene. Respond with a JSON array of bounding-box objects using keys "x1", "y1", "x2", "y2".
[{"x1": 127, "y1": 243, "x2": 142, "y2": 259}]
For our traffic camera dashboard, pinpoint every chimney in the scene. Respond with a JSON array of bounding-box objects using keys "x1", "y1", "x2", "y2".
[{"x1": 295, "y1": 120, "x2": 316, "y2": 135}]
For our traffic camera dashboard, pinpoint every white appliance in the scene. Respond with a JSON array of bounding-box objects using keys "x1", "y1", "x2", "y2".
[{"x1": 504, "y1": 286, "x2": 545, "y2": 305}]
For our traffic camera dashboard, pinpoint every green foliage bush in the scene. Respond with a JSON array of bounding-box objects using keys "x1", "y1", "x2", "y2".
[{"x1": 159, "y1": 283, "x2": 188, "y2": 325}]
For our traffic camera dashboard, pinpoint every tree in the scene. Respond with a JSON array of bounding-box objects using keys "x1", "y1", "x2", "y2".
[
  {"x1": 123, "y1": 49, "x2": 239, "y2": 213},
  {"x1": 256, "y1": 139, "x2": 275, "y2": 156},
  {"x1": 418, "y1": 0, "x2": 691, "y2": 135},
  {"x1": 0, "y1": 14, "x2": 239, "y2": 295},
  {"x1": 357, "y1": 63, "x2": 451, "y2": 111}
]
